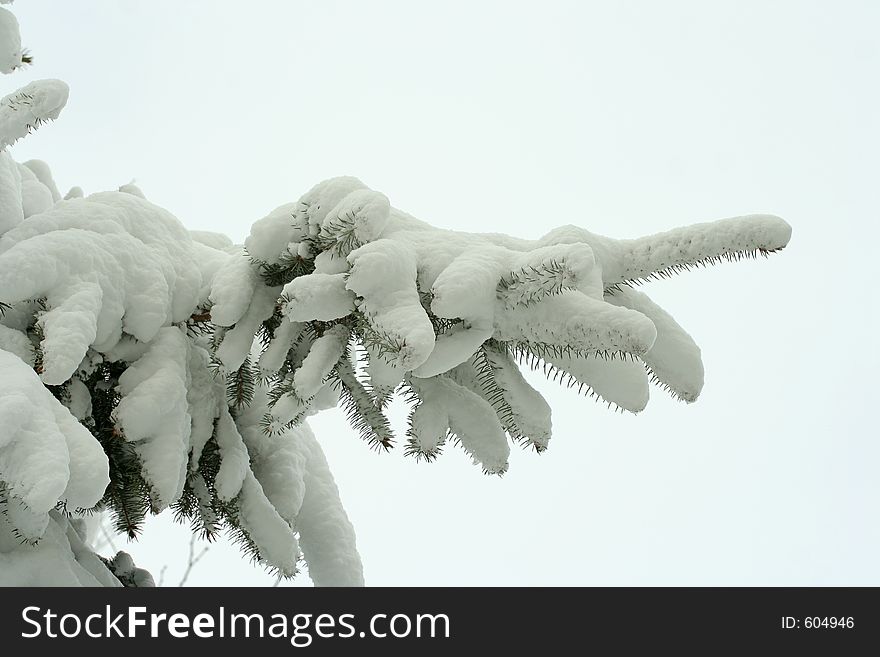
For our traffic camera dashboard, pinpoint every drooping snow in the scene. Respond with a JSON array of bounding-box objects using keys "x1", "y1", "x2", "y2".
[
  {"x1": 214, "y1": 283, "x2": 278, "y2": 371},
  {"x1": 258, "y1": 317, "x2": 302, "y2": 375},
  {"x1": 292, "y1": 325, "x2": 349, "y2": 400},
  {"x1": 364, "y1": 343, "x2": 405, "y2": 398},
  {"x1": 249, "y1": 432, "x2": 307, "y2": 526},
  {"x1": 213, "y1": 405, "x2": 250, "y2": 502},
  {"x1": 291, "y1": 423, "x2": 364, "y2": 586},
  {"x1": 237, "y1": 468, "x2": 300, "y2": 576},
  {"x1": 0, "y1": 349, "x2": 109, "y2": 520},
  {"x1": 605, "y1": 286, "x2": 704, "y2": 402},
  {"x1": 231, "y1": 380, "x2": 363, "y2": 583},
  {"x1": 113, "y1": 327, "x2": 191, "y2": 510},
  {"x1": 208, "y1": 247, "x2": 259, "y2": 327},
  {"x1": 410, "y1": 374, "x2": 510, "y2": 474},
  {"x1": 186, "y1": 341, "x2": 220, "y2": 470},
  {"x1": 481, "y1": 345, "x2": 552, "y2": 449}
]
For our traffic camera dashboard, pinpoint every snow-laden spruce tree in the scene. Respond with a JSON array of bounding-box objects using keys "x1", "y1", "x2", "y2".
[{"x1": 0, "y1": 3, "x2": 791, "y2": 586}]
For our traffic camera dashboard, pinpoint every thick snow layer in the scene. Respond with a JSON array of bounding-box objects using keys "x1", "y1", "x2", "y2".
[
  {"x1": 208, "y1": 247, "x2": 259, "y2": 327},
  {"x1": 23, "y1": 159, "x2": 61, "y2": 201},
  {"x1": 282, "y1": 272, "x2": 355, "y2": 322},
  {"x1": 20, "y1": 177, "x2": 52, "y2": 216},
  {"x1": 0, "y1": 79, "x2": 68, "y2": 148},
  {"x1": 346, "y1": 239, "x2": 435, "y2": 371},
  {"x1": 189, "y1": 229, "x2": 233, "y2": 251},
  {"x1": 0, "y1": 155, "x2": 790, "y2": 587},
  {"x1": 190, "y1": 240, "x2": 235, "y2": 307},
  {"x1": 246, "y1": 179, "x2": 786, "y2": 397},
  {"x1": 113, "y1": 327, "x2": 191, "y2": 509},
  {"x1": 238, "y1": 175, "x2": 789, "y2": 479},
  {"x1": 312, "y1": 248, "x2": 348, "y2": 275},
  {"x1": 0, "y1": 349, "x2": 109, "y2": 519},
  {"x1": 245, "y1": 202, "x2": 307, "y2": 264},
  {"x1": 15, "y1": 160, "x2": 33, "y2": 181},
  {"x1": 0, "y1": 191, "x2": 202, "y2": 383}
]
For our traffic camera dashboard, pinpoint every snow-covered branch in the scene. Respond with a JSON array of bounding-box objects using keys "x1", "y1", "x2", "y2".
[{"x1": 0, "y1": 1, "x2": 790, "y2": 587}]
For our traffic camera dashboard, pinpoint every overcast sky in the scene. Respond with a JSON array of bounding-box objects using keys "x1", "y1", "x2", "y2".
[{"x1": 8, "y1": 0, "x2": 879, "y2": 585}]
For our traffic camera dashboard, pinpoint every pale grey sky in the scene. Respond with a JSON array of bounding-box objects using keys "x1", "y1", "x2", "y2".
[{"x1": 8, "y1": 0, "x2": 879, "y2": 585}]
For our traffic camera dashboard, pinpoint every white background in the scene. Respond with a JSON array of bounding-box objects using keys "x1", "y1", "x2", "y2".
[{"x1": 8, "y1": 0, "x2": 879, "y2": 585}]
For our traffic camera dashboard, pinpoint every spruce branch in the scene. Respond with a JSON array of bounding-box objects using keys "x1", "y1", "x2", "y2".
[
  {"x1": 349, "y1": 312, "x2": 408, "y2": 364},
  {"x1": 250, "y1": 249, "x2": 315, "y2": 287},
  {"x1": 418, "y1": 290, "x2": 461, "y2": 334},
  {"x1": 469, "y1": 348, "x2": 527, "y2": 444},
  {"x1": 226, "y1": 358, "x2": 256, "y2": 410},
  {"x1": 334, "y1": 356, "x2": 395, "y2": 451},
  {"x1": 497, "y1": 259, "x2": 577, "y2": 308},
  {"x1": 403, "y1": 434, "x2": 445, "y2": 462},
  {"x1": 313, "y1": 209, "x2": 361, "y2": 258}
]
